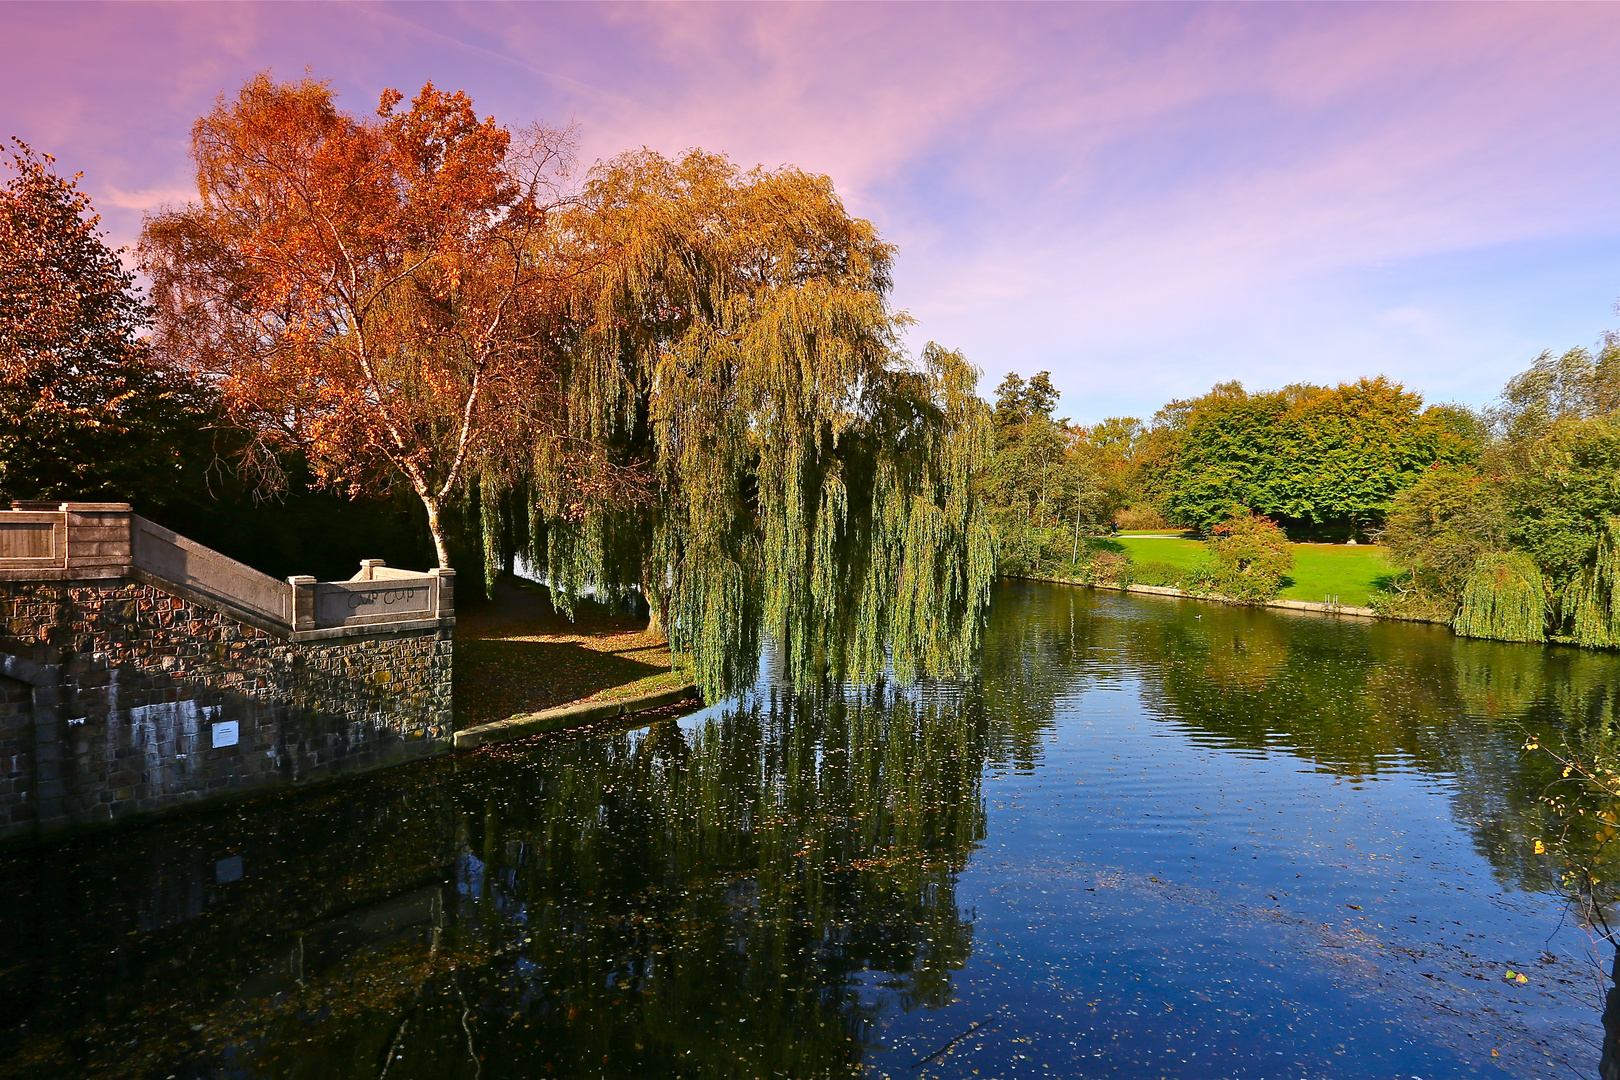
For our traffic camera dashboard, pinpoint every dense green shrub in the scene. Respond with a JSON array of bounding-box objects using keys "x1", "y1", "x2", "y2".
[
  {"x1": 1086, "y1": 550, "x2": 1131, "y2": 587},
  {"x1": 1506, "y1": 415, "x2": 1620, "y2": 589},
  {"x1": 1365, "y1": 581, "x2": 1454, "y2": 623},
  {"x1": 1382, "y1": 466, "x2": 1510, "y2": 596}
]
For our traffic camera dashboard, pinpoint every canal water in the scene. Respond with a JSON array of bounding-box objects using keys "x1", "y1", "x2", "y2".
[{"x1": 1, "y1": 581, "x2": 1614, "y2": 1078}]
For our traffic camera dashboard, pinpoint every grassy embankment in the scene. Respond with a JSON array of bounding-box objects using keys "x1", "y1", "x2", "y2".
[
  {"x1": 454, "y1": 577, "x2": 690, "y2": 730},
  {"x1": 1099, "y1": 532, "x2": 1397, "y2": 607}
]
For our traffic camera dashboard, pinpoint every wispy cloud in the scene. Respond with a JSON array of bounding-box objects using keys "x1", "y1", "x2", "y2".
[{"x1": 3, "y1": 2, "x2": 1619, "y2": 417}]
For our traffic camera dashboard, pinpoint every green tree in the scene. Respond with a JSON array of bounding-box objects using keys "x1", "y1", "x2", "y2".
[
  {"x1": 1071, "y1": 415, "x2": 1144, "y2": 524},
  {"x1": 1375, "y1": 346, "x2": 1620, "y2": 644},
  {"x1": 984, "y1": 369, "x2": 1102, "y2": 573},
  {"x1": 0, "y1": 140, "x2": 213, "y2": 507},
  {"x1": 1504, "y1": 414, "x2": 1620, "y2": 591},
  {"x1": 1143, "y1": 382, "x2": 1287, "y2": 531},
  {"x1": 1382, "y1": 465, "x2": 1511, "y2": 599},
  {"x1": 1274, "y1": 378, "x2": 1479, "y2": 535},
  {"x1": 1492, "y1": 343, "x2": 1620, "y2": 467},
  {"x1": 1567, "y1": 516, "x2": 1620, "y2": 648},
  {"x1": 1453, "y1": 551, "x2": 1547, "y2": 643},
  {"x1": 1144, "y1": 377, "x2": 1478, "y2": 534},
  {"x1": 498, "y1": 149, "x2": 997, "y2": 696}
]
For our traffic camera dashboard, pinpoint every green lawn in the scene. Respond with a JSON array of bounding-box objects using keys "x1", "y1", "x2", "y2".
[{"x1": 1110, "y1": 536, "x2": 1395, "y2": 607}]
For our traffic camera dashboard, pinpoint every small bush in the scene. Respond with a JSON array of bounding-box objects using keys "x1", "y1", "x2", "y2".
[
  {"x1": 1366, "y1": 583, "x2": 1454, "y2": 623},
  {"x1": 1205, "y1": 507, "x2": 1293, "y2": 602},
  {"x1": 1088, "y1": 550, "x2": 1132, "y2": 587}
]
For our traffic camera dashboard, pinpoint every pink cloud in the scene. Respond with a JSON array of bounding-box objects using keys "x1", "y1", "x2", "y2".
[{"x1": 4, "y1": 2, "x2": 1620, "y2": 416}]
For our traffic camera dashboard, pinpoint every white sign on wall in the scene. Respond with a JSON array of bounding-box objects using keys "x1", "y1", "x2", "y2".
[{"x1": 211, "y1": 720, "x2": 239, "y2": 748}]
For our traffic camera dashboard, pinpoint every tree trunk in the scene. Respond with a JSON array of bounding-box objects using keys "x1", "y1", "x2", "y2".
[
  {"x1": 423, "y1": 495, "x2": 451, "y2": 570},
  {"x1": 641, "y1": 553, "x2": 667, "y2": 638}
]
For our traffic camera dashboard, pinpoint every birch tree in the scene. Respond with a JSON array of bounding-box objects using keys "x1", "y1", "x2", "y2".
[{"x1": 140, "y1": 75, "x2": 574, "y2": 567}]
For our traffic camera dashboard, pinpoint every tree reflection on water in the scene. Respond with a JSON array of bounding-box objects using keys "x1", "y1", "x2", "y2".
[{"x1": 0, "y1": 687, "x2": 987, "y2": 1079}]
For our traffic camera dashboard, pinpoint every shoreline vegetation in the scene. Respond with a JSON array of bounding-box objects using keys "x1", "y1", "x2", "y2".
[{"x1": 1006, "y1": 570, "x2": 1387, "y2": 620}]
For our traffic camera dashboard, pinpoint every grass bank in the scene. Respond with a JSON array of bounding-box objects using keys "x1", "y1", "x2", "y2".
[
  {"x1": 454, "y1": 576, "x2": 691, "y2": 730},
  {"x1": 1099, "y1": 535, "x2": 1395, "y2": 607}
]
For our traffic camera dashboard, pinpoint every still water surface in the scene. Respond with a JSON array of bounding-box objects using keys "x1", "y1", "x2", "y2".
[{"x1": 2, "y1": 581, "x2": 1616, "y2": 1078}]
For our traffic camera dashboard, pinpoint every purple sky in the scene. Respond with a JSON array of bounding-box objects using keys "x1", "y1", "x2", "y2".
[{"x1": 5, "y1": 1, "x2": 1620, "y2": 421}]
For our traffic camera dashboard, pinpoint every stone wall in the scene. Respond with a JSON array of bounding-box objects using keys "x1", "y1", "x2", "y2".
[{"x1": 0, "y1": 505, "x2": 455, "y2": 845}]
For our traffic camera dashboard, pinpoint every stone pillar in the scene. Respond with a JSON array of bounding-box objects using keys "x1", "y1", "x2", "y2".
[
  {"x1": 356, "y1": 559, "x2": 385, "y2": 582},
  {"x1": 288, "y1": 576, "x2": 316, "y2": 632},
  {"x1": 430, "y1": 568, "x2": 455, "y2": 620},
  {"x1": 64, "y1": 503, "x2": 132, "y2": 574}
]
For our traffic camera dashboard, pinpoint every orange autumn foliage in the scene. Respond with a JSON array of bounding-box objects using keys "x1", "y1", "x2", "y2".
[{"x1": 140, "y1": 75, "x2": 575, "y2": 566}]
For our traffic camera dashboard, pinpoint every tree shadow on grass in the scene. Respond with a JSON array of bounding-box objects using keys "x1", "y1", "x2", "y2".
[
  {"x1": 455, "y1": 637, "x2": 668, "y2": 727},
  {"x1": 1371, "y1": 572, "x2": 1403, "y2": 593},
  {"x1": 453, "y1": 576, "x2": 677, "y2": 727}
]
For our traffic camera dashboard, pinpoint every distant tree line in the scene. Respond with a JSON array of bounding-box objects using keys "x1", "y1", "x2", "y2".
[
  {"x1": 1136, "y1": 377, "x2": 1481, "y2": 535},
  {"x1": 984, "y1": 349, "x2": 1620, "y2": 646}
]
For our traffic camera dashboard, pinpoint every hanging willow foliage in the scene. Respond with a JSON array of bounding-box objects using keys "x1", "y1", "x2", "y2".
[
  {"x1": 1453, "y1": 550, "x2": 1547, "y2": 643},
  {"x1": 1567, "y1": 516, "x2": 1620, "y2": 648},
  {"x1": 477, "y1": 151, "x2": 997, "y2": 700}
]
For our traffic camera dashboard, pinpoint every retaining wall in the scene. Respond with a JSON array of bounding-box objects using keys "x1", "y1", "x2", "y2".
[{"x1": 0, "y1": 503, "x2": 454, "y2": 845}]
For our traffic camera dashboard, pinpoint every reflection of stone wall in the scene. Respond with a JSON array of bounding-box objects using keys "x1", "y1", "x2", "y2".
[
  {"x1": 0, "y1": 578, "x2": 451, "y2": 845},
  {"x1": 0, "y1": 675, "x2": 31, "y2": 836}
]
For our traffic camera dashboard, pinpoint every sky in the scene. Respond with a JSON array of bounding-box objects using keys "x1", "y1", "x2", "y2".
[{"x1": 4, "y1": 1, "x2": 1620, "y2": 423}]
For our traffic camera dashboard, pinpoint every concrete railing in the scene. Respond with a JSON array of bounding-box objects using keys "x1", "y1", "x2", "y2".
[
  {"x1": 132, "y1": 514, "x2": 292, "y2": 627},
  {"x1": 0, "y1": 502, "x2": 453, "y2": 639}
]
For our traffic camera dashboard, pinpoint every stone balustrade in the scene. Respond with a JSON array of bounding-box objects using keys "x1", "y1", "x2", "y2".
[{"x1": 0, "y1": 502, "x2": 454, "y2": 639}]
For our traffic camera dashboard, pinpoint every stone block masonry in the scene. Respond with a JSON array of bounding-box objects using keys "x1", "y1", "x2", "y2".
[{"x1": 0, "y1": 503, "x2": 454, "y2": 845}]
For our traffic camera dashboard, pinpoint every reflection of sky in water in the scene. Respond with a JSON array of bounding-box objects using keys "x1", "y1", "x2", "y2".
[{"x1": 853, "y1": 585, "x2": 1597, "y2": 1079}]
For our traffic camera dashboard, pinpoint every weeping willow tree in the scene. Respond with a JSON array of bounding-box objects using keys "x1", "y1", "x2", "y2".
[
  {"x1": 1453, "y1": 550, "x2": 1547, "y2": 643},
  {"x1": 479, "y1": 151, "x2": 996, "y2": 699},
  {"x1": 1567, "y1": 515, "x2": 1620, "y2": 648}
]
